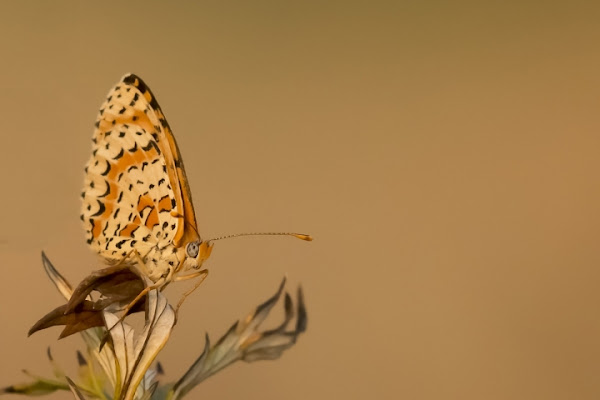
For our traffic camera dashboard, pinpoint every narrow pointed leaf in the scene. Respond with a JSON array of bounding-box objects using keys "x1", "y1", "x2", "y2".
[
  {"x1": 66, "y1": 377, "x2": 86, "y2": 400},
  {"x1": 41, "y1": 251, "x2": 73, "y2": 300},
  {"x1": 0, "y1": 378, "x2": 68, "y2": 396},
  {"x1": 169, "y1": 279, "x2": 307, "y2": 400}
]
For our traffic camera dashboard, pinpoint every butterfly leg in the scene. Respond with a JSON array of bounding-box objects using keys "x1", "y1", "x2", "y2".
[{"x1": 174, "y1": 269, "x2": 209, "y2": 316}]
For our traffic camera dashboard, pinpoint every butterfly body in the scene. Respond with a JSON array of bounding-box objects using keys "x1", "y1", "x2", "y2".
[{"x1": 80, "y1": 74, "x2": 211, "y2": 285}]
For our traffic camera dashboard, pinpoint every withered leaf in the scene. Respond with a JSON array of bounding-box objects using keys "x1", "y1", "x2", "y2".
[
  {"x1": 65, "y1": 265, "x2": 144, "y2": 314},
  {"x1": 29, "y1": 301, "x2": 105, "y2": 339},
  {"x1": 29, "y1": 263, "x2": 147, "y2": 339}
]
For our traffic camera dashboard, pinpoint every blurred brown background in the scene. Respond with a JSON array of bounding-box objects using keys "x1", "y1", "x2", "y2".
[{"x1": 1, "y1": 1, "x2": 600, "y2": 399}]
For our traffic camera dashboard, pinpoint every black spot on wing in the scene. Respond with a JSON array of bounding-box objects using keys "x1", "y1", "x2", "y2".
[
  {"x1": 86, "y1": 219, "x2": 97, "y2": 244},
  {"x1": 142, "y1": 141, "x2": 159, "y2": 152},
  {"x1": 100, "y1": 161, "x2": 111, "y2": 176},
  {"x1": 122, "y1": 75, "x2": 138, "y2": 85},
  {"x1": 129, "y1": 92, "x2": 139, "y2": 106},
  {"x1": 91, "y1": 201, "x2": 105, "y2": 217},
  {"x1": 113, "y1": 148, "x2": 124, "y2": 159},
  {"x1": 98, "y1": 182, "x2": 110, "y2": 198},
  {"x1": 121, "y1": 74, "x2": 172, "y2": 129},
  {"x1": 102, "y1": 221, "x2": 110, "y2": 236}
]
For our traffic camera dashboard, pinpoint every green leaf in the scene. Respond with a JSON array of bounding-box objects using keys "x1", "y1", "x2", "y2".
[{"x1": 0, "y1": 378, "x2": 69, "y2": 396}]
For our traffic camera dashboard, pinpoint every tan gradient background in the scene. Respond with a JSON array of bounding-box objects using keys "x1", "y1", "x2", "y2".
[{"x1": 1, "y1": 1, "x2": 600, "y2": 399}]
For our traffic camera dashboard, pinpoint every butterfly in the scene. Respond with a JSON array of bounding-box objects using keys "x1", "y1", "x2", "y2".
[
  {"x1": 29, "y1": 74, "x2": 311, "y2": 338},
  {"x1": 80, "y1": 74, "x2": 211, "y2": 293},
  {"x1": 79, "y1": 74, "x2": 311, "y2": 313}
]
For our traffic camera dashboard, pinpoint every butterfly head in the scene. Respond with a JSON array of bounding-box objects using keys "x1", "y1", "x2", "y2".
[{"x1": 181, "y1": 239, "x2": 213, "y2": 271}]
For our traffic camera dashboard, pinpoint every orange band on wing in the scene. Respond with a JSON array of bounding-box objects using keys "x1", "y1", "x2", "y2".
[
  {"x1": 137, "y1": 195, "x2": 154, "y2": 213},
  {"x1": 158, "y1": 195, "x2": 172, "y2": 212},
  {"x1": 119, "y1": 216, "x2": 141, "y2": 237},
  {"x1": 91, "y1": 219, "x2": 102, "y2": 239}
]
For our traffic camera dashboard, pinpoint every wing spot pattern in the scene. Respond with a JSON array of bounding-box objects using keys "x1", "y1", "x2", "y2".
[{"x1": 81, "y1": 73, "x2": 199, "y2": 269}]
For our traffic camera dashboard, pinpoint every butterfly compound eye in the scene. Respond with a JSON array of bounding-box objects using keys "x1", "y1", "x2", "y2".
[{"x1": 186, "y1": 241, "x2": 200, "y2": 258}]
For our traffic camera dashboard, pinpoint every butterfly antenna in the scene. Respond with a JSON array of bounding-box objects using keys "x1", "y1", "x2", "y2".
[{"x1": 207, "y1": 232, "x2": 313, "y2": 243}]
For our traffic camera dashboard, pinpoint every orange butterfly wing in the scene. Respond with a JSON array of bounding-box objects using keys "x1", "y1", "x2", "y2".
[{"x1": 81, "y1": 74, "x2": 199, "y2": 262}]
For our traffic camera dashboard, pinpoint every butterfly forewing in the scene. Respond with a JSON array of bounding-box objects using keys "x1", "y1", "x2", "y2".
[
  {"x1": 121, "y1": 75, "x2": 199, "y2": 245},
  {"x1": 81, "y1": 74, "x2": 198, "y2": 264}
]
